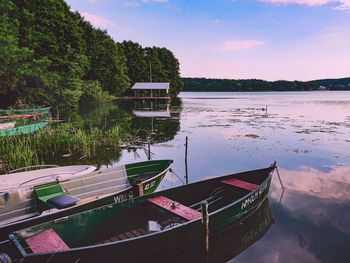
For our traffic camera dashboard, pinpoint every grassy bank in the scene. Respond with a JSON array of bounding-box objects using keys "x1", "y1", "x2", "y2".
[{"x1": 0, "y1": 123, "x2": 139, "y2": 173}]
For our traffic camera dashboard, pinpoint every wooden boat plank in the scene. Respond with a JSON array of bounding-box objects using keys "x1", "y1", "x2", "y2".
[
  {"x1": 222, "y1": 178, "x2": 258, "y2": 191},
  {"x1": 117, "y1": 234, "x2": 128, "y2": 240},
  {"x1": 131, "y1": 229, "x2": 143, "y2": 237},
  {"x1": 137, "y1": 228, "x2": 147, "y2": 235},
  {"x1": 148, "y1": 196, "x2": 202, "y2": 221},
  {"x1": 110, "y1": 236, "x2": 119, "y2": 242},
  {"x1": 25, "y1": 228, "x2": 69, "y2": 253},
  {"x1": 124, "y1": 231, "x2": 135, "y2": 239}
]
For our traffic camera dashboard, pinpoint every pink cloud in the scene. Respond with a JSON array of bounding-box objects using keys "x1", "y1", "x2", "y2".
[
  {"x1": 142, "y1": 0, "x2": 168, "y2": 3},
  {"x1": 216, "y1": 39, "x2": 267, "y2": 52},
  {"x1": 81, "y1": 12, "x2": 115, "y2": 28},
  {"x1": 258, "y1": 0, "x2": 350, "y2": 10}
]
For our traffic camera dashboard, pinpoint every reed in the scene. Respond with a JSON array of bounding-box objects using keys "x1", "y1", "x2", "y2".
[{"x1": 0, "y1": 122, "x2": 138, "y2": 173}]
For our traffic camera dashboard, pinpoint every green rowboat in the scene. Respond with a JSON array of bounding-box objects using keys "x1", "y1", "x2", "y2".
[
  {"x1": 0, "y1": 160, "x2": 173, "y2": 238},
  {"x1": 0, "y1": 122, "x2": 48, "y2": 136},
  {"x1": 0, "y1": 162, "x2": 275, "y2": 262},
  {"x1": 0, "y1": 107, "x2": 50, "y2": 115}
]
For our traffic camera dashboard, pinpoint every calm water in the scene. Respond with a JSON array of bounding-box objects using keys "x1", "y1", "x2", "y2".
[{"x1": 75, "y1": 91, "x2": 350, "y2": 262}]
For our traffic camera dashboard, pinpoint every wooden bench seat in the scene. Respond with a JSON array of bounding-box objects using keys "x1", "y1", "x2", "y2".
[
  {"x1": 148, "y1": 196, "x2": 201, "y2": 221},
  {"x1": 25, "y1": 228, "x2": 69, "y2": 253},
  {"x1": 222, "y1": 178, "x2": 258, "y2": 191}
]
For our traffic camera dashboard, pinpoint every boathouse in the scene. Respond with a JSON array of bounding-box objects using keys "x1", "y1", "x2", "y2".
[{"x1": 131, "y1": 82, "x2": 170, "y2": 99}]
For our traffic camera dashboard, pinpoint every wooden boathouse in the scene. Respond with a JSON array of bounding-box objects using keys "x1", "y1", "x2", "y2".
[{"x1": 131, "y1": 82, "x2": 170, "y2": 99}]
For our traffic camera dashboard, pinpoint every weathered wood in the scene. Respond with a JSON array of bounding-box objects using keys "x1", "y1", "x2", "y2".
[
  {"x1": 124, "y1": 232, "x2": 135, "y2": 239},
  {"x1": 222, "y1": 178, "x2": 257, "y2": 191},
  {"x1": 131, "y1": 229, "x2": 143, "y2": 237},
  {"x1": 185, "y1": 136, "x2": 189, "y2": 184},
  {"x1": 25, "y1": 229, "x2": 69, "y2": 253},
  {"x1": 201, "y1": 201, "x2": 209, "y2": 255},
  {"x1": 148, "y1": 196, "x2": 201, "y2": 221},
  {"x1": 117, "y1": 234, "x2": 128, "y2": 240}
]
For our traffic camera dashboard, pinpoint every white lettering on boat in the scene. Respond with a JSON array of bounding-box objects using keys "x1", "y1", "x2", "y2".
[
  {"x1": 240, "y1": 182, "x2": 268, "y2": 210},
  {"x1": 114, "y1": 190, "x2": 133, "y2": 203},
  {"x1": 144, "y1": 180, "x2": 155, "y2": 191},
  {"x1": 114, "y1": 193, "x2": 128, "y2": 203}
]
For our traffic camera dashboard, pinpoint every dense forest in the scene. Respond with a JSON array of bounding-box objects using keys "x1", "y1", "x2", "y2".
[
  {"x1": 0, "y1": 0, "x2": 182, "y2": 109},
  {"x1": 182, "y1": 77, "x2": 350, "y2": 92}
]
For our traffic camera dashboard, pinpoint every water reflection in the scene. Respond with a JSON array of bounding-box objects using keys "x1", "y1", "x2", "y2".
[{"x1": 119, "y1": 99, "x2": 182, "y2": 143}]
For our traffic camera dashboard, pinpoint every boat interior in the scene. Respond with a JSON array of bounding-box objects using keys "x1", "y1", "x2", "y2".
[{"x1": 1, "y1": 167, "x2": 135, "y2": 225}]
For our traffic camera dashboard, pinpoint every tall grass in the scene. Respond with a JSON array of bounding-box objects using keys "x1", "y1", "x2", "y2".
[{"x1": 0, "y1": 123, "x2": 138, "y2": 173}]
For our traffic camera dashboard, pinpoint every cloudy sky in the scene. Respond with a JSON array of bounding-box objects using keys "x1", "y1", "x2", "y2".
[{"x1": 65, "y1": 0, "x2": 350, "y2": 81}]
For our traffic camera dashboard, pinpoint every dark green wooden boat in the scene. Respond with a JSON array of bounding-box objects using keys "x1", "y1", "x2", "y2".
[
  {"x1": 0, "y1": 107, "x2": 50, "y2": 115},
  {"x1": 0, "y1": 122, "x2": 48, "y2": 136},
  {"x1": 0, "y1": 160, "x2": 173, "y2": 238},
  {"x1": 0, "y1": 163, "x2": 275, "y2": 262}
]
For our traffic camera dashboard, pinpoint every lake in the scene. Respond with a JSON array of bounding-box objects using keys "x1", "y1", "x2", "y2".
[{"x1": 70, "y1": 91, "x2": 350, "y2": 262}]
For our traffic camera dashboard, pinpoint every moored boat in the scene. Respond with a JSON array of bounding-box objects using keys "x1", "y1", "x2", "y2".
[
  {"x1": 0, "y1": 160, "x2": 173, "y2": 238},
  {"x1": 0, "y1": 107, "x2": 50, "y2": 116},
  {"x1": 0, "y1": 162, "x2": 275, "y2": 262},
  {"x1": 0, "y1": 122, "x2": 16, "y2": 130},
  {"x1": 0, "y1": 122, "x2": 48, "y2": 136}
]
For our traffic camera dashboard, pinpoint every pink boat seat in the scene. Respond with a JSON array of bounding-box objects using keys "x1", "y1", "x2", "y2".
[
  {"x1": 148, "y1": 196, "x2": 202, "y2": 221},
  {"x1": 25, "y1": 228, "x2": 69, "y2": 253},
  {"x1": 222, "y1": 178, "x2": 258, "y2": 191}
]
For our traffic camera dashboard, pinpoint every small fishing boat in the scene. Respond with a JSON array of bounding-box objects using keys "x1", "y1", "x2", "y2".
[
  {"x1": 0, "y1": 122, "x2": 16, "y2": 130},
  {"x1": 0, "y1": 165, "x2": 97, "y2": 190},
  {"x1": 0, "y1": 122, "x2": 48, "y2": 136},
  {"x1": 0, "y1": 113, "x2": 45, "y2": 120},
  {"x1": 0, "y1": 163, "x2": 275, "y2": 262},
  {"x1": 0, "y1": 107, "x2": 50, "y2": 115},
  {"x1": 0, "y1": 160, "x2": 173, "y2": 237}
]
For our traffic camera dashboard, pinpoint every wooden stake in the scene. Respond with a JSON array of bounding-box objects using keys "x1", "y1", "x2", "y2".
[
  {"x1": 138, "y1": 183, "x2": 144, "y2": 197},
  {"x1": 148, "y1": 137, "x2": 151, "y2": 161},
  {"x1": 201, "y1": 201, "x2": 209, "y2": 257},
  {"x1": 185, "y1": 136, "x2": 189, "y2": 184}
]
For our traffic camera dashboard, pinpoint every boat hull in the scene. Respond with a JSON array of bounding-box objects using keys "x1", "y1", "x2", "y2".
[
  {"x1": 0, "y1": 122, "x2": 48, "y2": 136},
  {"x1": 0, "y1": 107, "x2": 50, "y2": 115}
]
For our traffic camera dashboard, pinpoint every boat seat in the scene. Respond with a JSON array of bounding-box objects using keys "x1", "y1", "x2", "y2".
[
  {"x1": 34, "y1": 182, "x2": 80, "y2": 210},
  {"x1": 148, "y1": 196, "x2": 202, "y2": 221},
  {"x1": 221, "y1": 178, "x2": 257, "y2": 191},
  {"x1": 25, "y1": 228, "x2": 69, "y2": 253},
  {"x1": 47, "y1": 195, "x2": 80, "y2": 209}
]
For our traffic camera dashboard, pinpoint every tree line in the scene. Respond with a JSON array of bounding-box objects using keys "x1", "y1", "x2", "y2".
[
  {"x1": 0, "y1": 0, "x2": 182, "y2": 109},
  {"x1": 182, "y1": 78, "x2": 350, "y2": 92}
]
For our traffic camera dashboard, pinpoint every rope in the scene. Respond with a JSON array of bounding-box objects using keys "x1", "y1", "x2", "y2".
[
  {"x1": 275, "y1": 163, "x2": 285, "y2": 190},
  {"x1": 169, "y1": 168, "x2": 185, "y2": 185},
  {"x1": 272, "y1": 162, "x2": 286, "y2": 222}
]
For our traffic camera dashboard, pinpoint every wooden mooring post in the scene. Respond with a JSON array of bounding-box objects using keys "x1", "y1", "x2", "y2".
[
  {"x1": 185, "y1": 136, "x2": 189, "y2": 184},
  {"x1": 148, "y1": 137, "x2": 151, "y2": 161},
  {"x1": 201, "y1": 201, "x2": 209, "y2": 259}
]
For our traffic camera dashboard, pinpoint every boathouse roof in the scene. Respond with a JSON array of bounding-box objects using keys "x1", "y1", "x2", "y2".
[{"x1": 131, "y1": 82, "x2": 170, "y2": 90}]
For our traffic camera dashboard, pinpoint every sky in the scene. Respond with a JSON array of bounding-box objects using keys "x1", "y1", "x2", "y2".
[{"x1": 65, "y1": 0, "x2": 350, "y2": 81}]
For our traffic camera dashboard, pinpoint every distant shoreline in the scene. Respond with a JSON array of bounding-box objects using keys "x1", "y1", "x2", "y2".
[{"x1": 181, "y1": 77, "x2": 350, "y2": 92}]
